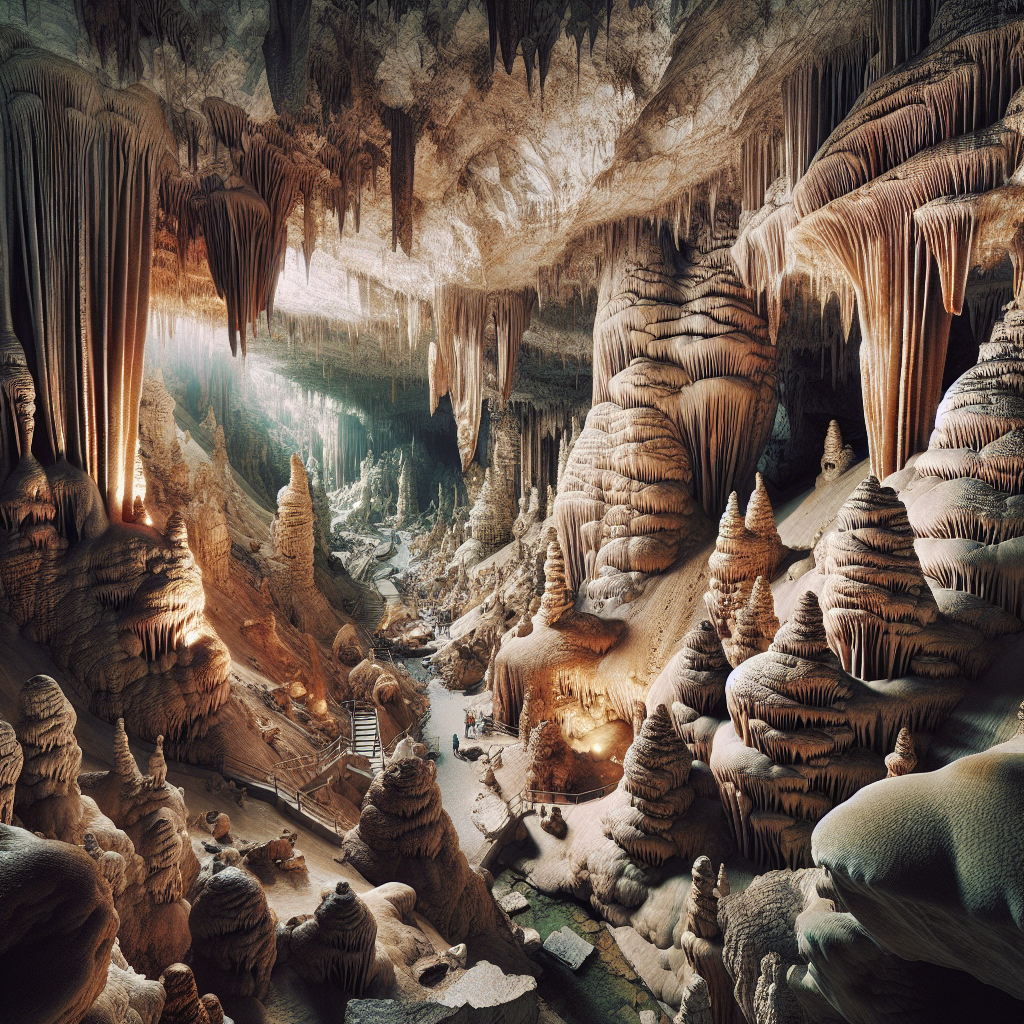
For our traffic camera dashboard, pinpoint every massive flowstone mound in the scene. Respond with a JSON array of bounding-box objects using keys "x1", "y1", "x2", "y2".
[
  {"x1": 0, "y1": 440, "x2": 231, "y2": 742},
  {"x1": 810, "y1": 733, "x2": 1024, "y2": 1003},
  {"x1": 554, "y1": 205, "x2": 772, "y2": 595}
]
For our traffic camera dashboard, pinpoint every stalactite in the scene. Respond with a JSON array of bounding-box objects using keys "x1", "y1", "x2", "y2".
[
  {"x1": 787, "y1": 13, "x2": 1024, "y2": 477},
  {"x1": 381, "y1": 107, "x2": 417, "y2": 256},
  {"x1": 263, "y1": 0, "x2": 311, "y2": 116},
  {"x1": 493, "y1": 288, "x2": 535, "y2": 408},
  {"x1": 433, "y1": 285, "x2": 487, "y2": 469},
  {"x1": 0, "y1": 37, "x2": 173, "y2": 521}
]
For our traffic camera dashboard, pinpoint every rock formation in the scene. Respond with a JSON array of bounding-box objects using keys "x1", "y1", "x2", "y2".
[
  {"x1": 884, "y1": 728, "x2": 917, "y2": 778},
  {"x1": 0, "y1": 823, "x2": 119, "y2": 1024},
  {"x1": 341, "y1": 752, "x2": 534, "y2": 976},
  {"x1": 818, "y1": 477, "x2": 983, "y2": 680},
  {"x1": 728, "y1": 576, "x2": 780, "y2": 667},
  {"x1": 539, "y1": 535, "x2": 575, "y2": 626},
  {"x1": 79, "y1": 718, "x2": 197, "y2": 976},
  {"x1": 714, "y1": 591, "x2": 963, "y2": 868},
  {"x1": 83, "y1": 940, "x2": 165, "y2": 1024},
  {"x1": 0, "y1": 719, "x2": 22, "y2": 825},
  {"x1": 158, "y1": 963, "x2": 225, "y2": 1024},
  {"x1": 648, "y1": 620, "x2": 731, "y2": 722},
  {"x1": 705, "y1": 482, "x2": 786, "y2": 647},
  {"x1": 277, "y1": 880, "x2": 393, "y2": 994},
  {"x1": 902, "y1": 305, "x2": 1024, "y2": 620},
  {"x1": 270, "y1": 454, "x2": 339, "y2": 638},
  {"x1": 603, "y1": 704, "x2": 695, "y2": 865},
  {"x1": 188, "y1": 865, "x2": 277, "y2": 1000},
  {"x1": 13, "y1": 675, "x2": 84, "y2": 842},
  {"x1": 0, "y1": 449, "x2": 232, "y2": 742},
  {"x1": 817, "y1": 420, "x2": 856, "y2": 487},
  {"x1": 678, "y1": 856, "x2": 736, "y2": 1024},
  {"x1": 810, "y1": 734, "x2": 1024, "y2": 1006}
]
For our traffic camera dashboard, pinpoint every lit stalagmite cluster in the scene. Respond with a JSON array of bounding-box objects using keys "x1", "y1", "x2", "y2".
[{"x1": 0, "y1": 2, "x2": 1022, "y2": 1024}]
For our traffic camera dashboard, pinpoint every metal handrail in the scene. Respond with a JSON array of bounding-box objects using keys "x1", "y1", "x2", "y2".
[
  {"x1": 523, "y1": 783, "x2": 617, "y2": 806},
  {"x1": 272, "y1": 732, "x2": 349, "y2": 774}
]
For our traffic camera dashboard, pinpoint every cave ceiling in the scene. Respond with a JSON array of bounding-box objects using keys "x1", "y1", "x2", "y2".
[{"x1": 27, "y1": 0, "x2": 873, "y2": 358}]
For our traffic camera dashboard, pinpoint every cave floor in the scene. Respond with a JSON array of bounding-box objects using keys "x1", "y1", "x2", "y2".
[
  {"x1": 494, "y1": 869, "x2": 671, "y2": 1024},
  {"x1": 424, "y1": 675, "x2": 491, "y2": 856}
]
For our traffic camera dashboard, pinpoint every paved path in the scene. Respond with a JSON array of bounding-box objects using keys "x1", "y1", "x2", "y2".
[{"x1": 424, "y1": 677, "x2": 486, "y2": 855}]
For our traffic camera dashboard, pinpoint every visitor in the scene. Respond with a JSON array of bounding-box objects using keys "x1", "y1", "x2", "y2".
[
  {"x1": 468, "y1": 712, "x2": 476, "y2": 737},
  {"x1": 452, "y1": 733, "x2": 460, "y2": 756},
  {"x1": 464, "y1": 712, "x2": 472, "y2": 737}
]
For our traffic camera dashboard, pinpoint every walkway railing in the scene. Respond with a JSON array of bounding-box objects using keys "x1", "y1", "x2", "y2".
[
  {"x1": 271, "y1": 732, "x2": 349, "y2": 774},
  {"x1": 221, "y1": 753, "x2": 348, "y2": 838},
  {"x1": 522, "y1": 783, "x2": 617, "y2": 807}
]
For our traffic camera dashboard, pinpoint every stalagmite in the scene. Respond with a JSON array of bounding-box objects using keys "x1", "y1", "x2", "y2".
[
  {"x1": 705, "y1": 488, "x2": 786, "y2": 645},
  {"x1": 341, "y1": 752, "x2": 532, "y2": 975},
  {"x1": 649, "y1": 620, "x2": 731, "y2": 721},
  {"x1": 819, "y1": 477, "x2": 983, "y2": 680},
  {"x1": 603, "y1": 704, "x2": 695, "y2": 866},
  {"x1": 675, "y1": 975, "x2": 713, "y2": 1024},
  {"x1": 159, "y1": 963, "x2": 224, "y2": 1024},
  {"x1": 728, "y1": 576, "x2": 780, "y2": 667},
  {"x1": 818, "y1": 420, "x2": 856, "y2": 486},
  {"x1": 188, "y1": 866, "x2": 277, "y2": 1000},
  {"x1": 270, "y1": 453, "x2": 339, "y2": 637},
  {"x1": 0, "y1": 720, "x2": 23, "y2": 825},
  {"x1": 395, "y1": 452, "x2": 417, "y2": 527},
  {"x1": 885, "y1": 727, "x2": 917, "y2": 777},
  {"x1": 903, "y1": 305, "x2": 1024, "y2": 619},
  {"x1": 678, "y1": 856, "x2": 736, "y2": 1024},
  {"x1": 279, "y1": 880, "x2": 390, "y2": 993},
  {"x1": 14, "y1": 675, "x2": 84, "y2": 842},
  {"x1": 715, "y1": 590, "x2": 962, "y2": 868},
  {"x1": 539, "y1": 536, "x2": 574, "y2": 626}
]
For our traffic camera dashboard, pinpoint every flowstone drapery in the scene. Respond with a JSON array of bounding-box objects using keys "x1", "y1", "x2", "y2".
[{"x1": 554, "y1": 207, "x2": 775, "y2": 595}]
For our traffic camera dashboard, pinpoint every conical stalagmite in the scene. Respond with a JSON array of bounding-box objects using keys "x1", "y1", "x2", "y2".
[
  {"x1": 603, "y1": 704, "x2": 695, "y2": 865},
  {"x1": 540, "y1": 536, "x2": 574, "y2": 626}
]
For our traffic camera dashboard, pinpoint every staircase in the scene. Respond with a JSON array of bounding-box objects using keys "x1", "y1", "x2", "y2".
[{"x1": 348, "y1": 702, "x2": 384, "y2": 774}]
